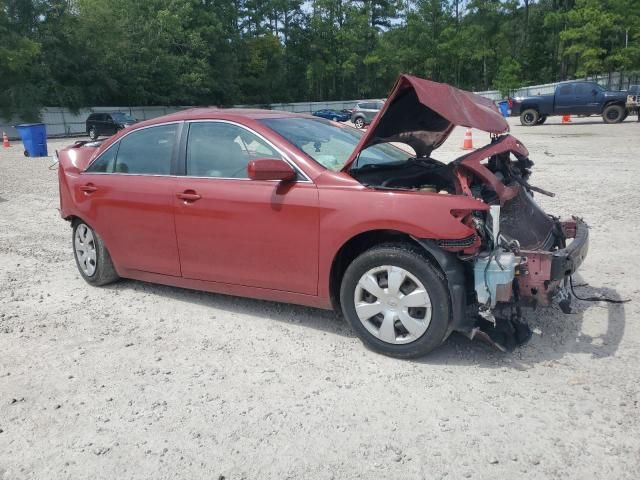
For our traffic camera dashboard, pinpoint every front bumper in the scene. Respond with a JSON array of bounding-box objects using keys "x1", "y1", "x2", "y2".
[{"x1": 518, "y1": 218, "x2": 589, "y2": 305}]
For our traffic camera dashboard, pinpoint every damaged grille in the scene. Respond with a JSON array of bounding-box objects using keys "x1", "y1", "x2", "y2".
[{"x1": 438, "y1": 234, "x2": 477, "y2": 248}]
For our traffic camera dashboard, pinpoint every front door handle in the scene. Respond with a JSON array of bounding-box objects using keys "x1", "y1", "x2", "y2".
[
  {"x1": 177, "y1": 191, "x2": 201, "y2": 202},
  {"x1": 80, "y1": 184, "x2": 97, "y2": 194}
]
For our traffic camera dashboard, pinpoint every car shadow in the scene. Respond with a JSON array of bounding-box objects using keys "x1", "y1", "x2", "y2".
[
  {"x1": 105, "y1": 279, "x2": 353, "y2": 338},
  {"x1": 105, "y1": 277, "x2": 627, "y2": 369},
  {"x1": 415, "y1": 283, "x2": 627, "y2": 369}
]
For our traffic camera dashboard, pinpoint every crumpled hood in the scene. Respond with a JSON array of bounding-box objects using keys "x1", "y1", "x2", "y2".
[{"x1": 342, "y1": 74, "x2": 509, "y2": 171}]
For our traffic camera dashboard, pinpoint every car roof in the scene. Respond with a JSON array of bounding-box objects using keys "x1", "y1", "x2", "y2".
[
  {"x1": 131, "y1": 108, "x2": 311, "y2": 129},
  {"x1": 89, "y1": 111, "x2": 127, "y2": 116}
]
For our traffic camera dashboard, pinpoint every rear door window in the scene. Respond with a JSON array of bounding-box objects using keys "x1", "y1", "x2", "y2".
[
  {"x1": 558, "y1": 84, "x2": 573, "y2": 96},
  {"x1": 113, "y1": 124, "x2": 177, "y2": 174}
]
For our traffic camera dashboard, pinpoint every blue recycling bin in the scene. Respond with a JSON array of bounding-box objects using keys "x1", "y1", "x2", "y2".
[
  {"x1": 15, "y1": 123, "x2": 48, "y2": 157},
  {"x1": 498, "y1": 101, "x2": 510, "y2": 118}
]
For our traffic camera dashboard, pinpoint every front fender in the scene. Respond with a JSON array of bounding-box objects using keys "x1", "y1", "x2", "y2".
[{"x1": 316, "y1": 186, "x2": 487, "y2": 299}]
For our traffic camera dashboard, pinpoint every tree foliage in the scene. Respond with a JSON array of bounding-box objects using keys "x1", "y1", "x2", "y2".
[{"x1": 1, "y1": 0, "x2": 639, "y2": 118}]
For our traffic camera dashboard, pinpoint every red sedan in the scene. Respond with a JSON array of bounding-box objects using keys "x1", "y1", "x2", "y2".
[{"x1": 57, "y1": 75, "x2": 588, "y2": 357}]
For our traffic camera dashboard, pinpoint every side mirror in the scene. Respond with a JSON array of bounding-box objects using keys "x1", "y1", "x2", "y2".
[{"x1": 247, "y1": 158, "x2": 296, "y2": 181}]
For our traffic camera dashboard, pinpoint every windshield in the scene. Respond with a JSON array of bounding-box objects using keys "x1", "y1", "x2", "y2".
[
  {"x1": 260, "y1": 117, "x2": 410, "y2": 171},
  {"x1": 112, "y1": 112, "x2": 136, "y2": 122}
]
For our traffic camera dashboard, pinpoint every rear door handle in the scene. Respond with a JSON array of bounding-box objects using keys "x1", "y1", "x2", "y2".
[
  {"x1": 80, "y1": 184, "x2": 97, "y2": 193},
  {"x1": 177, "y1": 191, "x2": 201, "y2": 202}
]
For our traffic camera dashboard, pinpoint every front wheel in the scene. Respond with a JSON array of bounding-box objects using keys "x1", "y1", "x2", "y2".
[
  {"x1": 88, "y1": 127, "x2": 98, "y2": 140},
  {"x1": 602, "y1": 104, "x2": 624, "y2": 124},
  {"x1": 340, "y1": 243, "x2": 451, "y2": 358},
  {"x1": 354, "y1": 117, "x2": 365, "y2": 129},
  {"x1": 519, "y1": 109, "x2": 539, "y2": 126},
  {"x1": 72, "y1": 220, "x2": 119, "y2": 286}
]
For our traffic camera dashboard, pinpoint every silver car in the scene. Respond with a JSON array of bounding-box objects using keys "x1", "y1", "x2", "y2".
[{"x1": 351, "y1": 100, "x2": 384, "y2": 129}]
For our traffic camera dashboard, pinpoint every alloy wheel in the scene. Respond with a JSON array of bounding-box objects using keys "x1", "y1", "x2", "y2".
[
  {"x1": 353, "y1": 265, "x2": 432, "y2": 344},
  {"x1": 74, "y1": 224, "x2": 97, "y2": 276}
]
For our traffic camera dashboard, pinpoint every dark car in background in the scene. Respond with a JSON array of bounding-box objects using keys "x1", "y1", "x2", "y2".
[
  {"x1": 510, "y1": 81, "x2": 629, "y2": 126},
  {"x1": 351, "y1": 100, "x2": 384, "y2": 128},
  {"x1": 86, "y1": 112, "x2": 137, "y2": 140},
  {"x1": 312, "y1": 109, "x2": 350, "y2": 122}
]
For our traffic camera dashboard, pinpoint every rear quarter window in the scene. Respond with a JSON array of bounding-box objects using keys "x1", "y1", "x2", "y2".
[{"x1": 86, "y1": 144, "x2": 118, "y2": 173}]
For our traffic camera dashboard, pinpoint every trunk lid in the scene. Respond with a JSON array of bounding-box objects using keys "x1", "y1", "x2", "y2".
[
  {"x1": 342, "y1": 75, "x2": 509, "y2": 171},
  {"x1": 57, "y1": 140, "x2": 103, "y2": 173}
]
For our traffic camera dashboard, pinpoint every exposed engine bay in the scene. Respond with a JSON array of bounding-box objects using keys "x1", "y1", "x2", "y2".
[{"x1": 352, "y1": 135, "x2": 589, "y2": 352}]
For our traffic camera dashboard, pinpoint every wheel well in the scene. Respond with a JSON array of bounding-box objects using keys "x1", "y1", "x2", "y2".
[
  {"x1": 520, "y1": 105, "x2": 539, "y2": 113},
  {"x1": 603, "y1": 101, "x2": 625, "y2": 110},
  {"x1": 329, "y1": 230, "x2": 434, "y2": 311}
]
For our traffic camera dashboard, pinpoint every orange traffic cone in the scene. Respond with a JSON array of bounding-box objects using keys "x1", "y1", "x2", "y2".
[
  {"x1": 2, "y1": 131, "x2": 10, "y2": 148},
  {"x1": 462, "y1": 128, "x2": 474, "y2": 150},
  {"x1": 562, "y1": 114, "x2": 571, "y2": 124}
]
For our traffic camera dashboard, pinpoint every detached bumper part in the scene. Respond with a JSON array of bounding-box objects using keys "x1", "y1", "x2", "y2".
[
  {"x1": 550, "y1": 218, "x2": 589, "y2": 281},
  {"x1": 518, "y1": 218, "x2": 589, "y2": 305}
]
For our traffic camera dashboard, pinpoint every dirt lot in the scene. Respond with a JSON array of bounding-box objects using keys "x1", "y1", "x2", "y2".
[{"x1": 1, "y1": 116, "x2": 639, "y2": 479}]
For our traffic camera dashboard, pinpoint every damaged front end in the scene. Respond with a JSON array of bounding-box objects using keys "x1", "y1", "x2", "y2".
[
  {"x1": 345, "y1": 75, "x2": 589, "y2": 352},
  {"x1": 452, "y1": 136, "x2": 589, "y2": 351}
]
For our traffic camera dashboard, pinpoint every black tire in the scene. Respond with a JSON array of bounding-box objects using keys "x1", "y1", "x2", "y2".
[
  {"x1": 23, "y1": 150, "x2": 29, "y2": 157},
  {"x1": 602, "y1": 104, "x2": 624, "y2": 124},
  {"x1": 536, "y1": 115, "x2": 547, "y2": 125},
  {"x1": 353, "y1": 117, "x2": 365, "y2": 129},
  {"x1": 88, "y1": 127, "x2": 98, "y2": 140},
  {"x1": 72, "y1": 220, "x2": 119, "y2": 286},
  {"x1": 519, "y1": 108, "x2": 539, "y2": 126},
  {"x1": 339, "y1": 243, "x2": 451, "y2": 358}
]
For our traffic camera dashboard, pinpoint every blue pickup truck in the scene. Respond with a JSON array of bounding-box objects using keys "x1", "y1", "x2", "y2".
[{"x1": 511, "y1": 81, "x2": 629, "y2": 126}]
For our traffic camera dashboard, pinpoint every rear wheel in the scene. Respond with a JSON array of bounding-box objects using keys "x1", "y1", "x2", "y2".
[
  {"x1": 520, "y1": 109, "x2": 539, "y2": 126},
  {"x1": 536, "y1": 115, "x2": 547, "y2": 125},
  {"x1": 88, "y1": 126, "x2": 98, "y2": 140},
  {"x1": 72, "y1": 220, "x2": 119, "y2": 286},
  {"x1": 602, "y1": 104, "x2": 624, "y2": 124},
  {"x1": 354, "y1": 117, "x2": 365, "y2": 129},
  {"x1": 340, "y1": 243, "x2": 451, "y2": 358}
]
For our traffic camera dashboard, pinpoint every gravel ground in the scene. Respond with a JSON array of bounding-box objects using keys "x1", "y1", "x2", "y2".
[{"x1": 1, "y1": 116, "x2": 639, "y2": 479}]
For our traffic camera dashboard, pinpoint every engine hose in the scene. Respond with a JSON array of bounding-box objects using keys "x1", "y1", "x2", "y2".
[{"x1": 569, "y1": 276, "x2": 630, "y2": 304}]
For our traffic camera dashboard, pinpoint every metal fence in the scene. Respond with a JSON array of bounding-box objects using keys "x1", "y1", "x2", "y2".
[
  {"x1": 2, "y1": 71, "x2": 638, "y2": 140},
  {"x1": 0, "y1": 106, "x2": 189, "y2": 139},
  {"x1": 0, "y1": 101, "x2": 384, "y2": 140}
]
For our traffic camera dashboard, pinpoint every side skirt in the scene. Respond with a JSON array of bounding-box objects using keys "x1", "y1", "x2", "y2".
[{"x1": 118, "y1": 268, "x2": 333, "y2": 310}]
